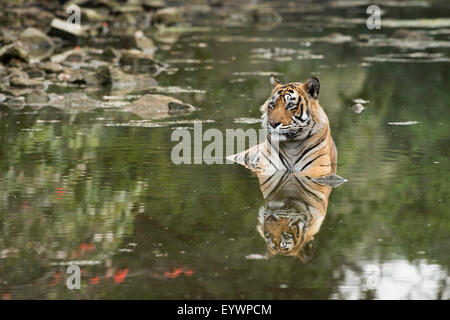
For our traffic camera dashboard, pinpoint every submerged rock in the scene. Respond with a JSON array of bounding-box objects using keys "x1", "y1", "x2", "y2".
[
  {"x1": 47, "y1": 92, "x2": 103, "y2": 111},
  {"x1": 26, "y1": 89, "x2": 48, "y2": 104},
  {"x1": 392, "y1": 29, "x2": 431, "y2": 41},
  {"x1": 123, "y1": 94, "x2": 195, "y2": 119},
  {"x1": 84, "y1": 65, "x2": 157, "y2": 90},
  {"x1": 7, "y1": 97, "x2": 26, "y2": 109},
  {"x1": 120, "y1": 49, "x2": 167, "y2": 75}
]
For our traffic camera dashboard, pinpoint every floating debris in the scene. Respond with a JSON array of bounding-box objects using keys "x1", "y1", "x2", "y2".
[
  {"x1": 232, "y1": 71, "x2": 282, "y2": 77},
  {"x1": 364, "y1": 52, "x2": 450, "y2": 63},
  {"x1": 352, "y1": 103, "x2": 364, "y2": 113},
  {"x1": 251, "y1": 47, "x2": 323, "y2": 61},
  {"x1": 245, "y1": 254, "x2": 268, "y2": 260},
  {"x1": 149, "y1": 86, "x2": 206, "y2": 94},
  {"x1": 104, "y1": 122, "x2": 167, "y2": 128},
  {"x1": 388, "y1": 121, "x2": 421, "y2": 126},
  {"x1": 312, "y1": 174, "x2": 348, "y2": 188},
  {"x1": 234, "y1": 117, "x2": 261, "y2": 124},
  {"x1": 353, "y1": 98, "x2": 370, "y2": 104}
]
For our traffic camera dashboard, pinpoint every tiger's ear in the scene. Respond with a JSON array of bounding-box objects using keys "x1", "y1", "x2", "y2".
[
  {"x1": 303, "y1": 77, "x2": 320, "y2": 99},
  {"x1": 270, "y1": 74, "x2": 281, "y2": 87}
]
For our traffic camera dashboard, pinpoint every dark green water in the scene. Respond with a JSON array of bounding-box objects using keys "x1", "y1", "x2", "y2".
[{"x1": 0, "y1": 2, "x2": 449, "y2": 299}]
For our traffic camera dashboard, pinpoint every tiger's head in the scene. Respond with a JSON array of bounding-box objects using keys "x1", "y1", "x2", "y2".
[
  {"x1": 261, "y1": 75, "x2": 321, "y2": 141},
  {"x1": 257, "y1": 208, "x2": 314, "y2": 264},
  {"x1": 255, "y1": 171, "x2": 333, "y2": 263}
]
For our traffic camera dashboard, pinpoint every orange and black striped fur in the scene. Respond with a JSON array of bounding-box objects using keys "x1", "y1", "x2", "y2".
[
  {"x1": 256, "y1": 171, "x2": 332, "y2": 262},
  {"x1": 228, "y1": 75, "x2": 337, "y2": 178}
]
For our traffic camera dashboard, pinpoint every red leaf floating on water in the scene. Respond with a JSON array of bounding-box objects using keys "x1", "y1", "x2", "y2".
[
  {"x1": 90, "y1": 276, "x2": 99, "y2": 285},
  {"x1": 79, "y1": 243, "x2": 95, "y2": 252},
  {"x1": 184, "y1": 270, "x2": 194, "y2": 277},
  {"x1": 165, "y1": 267, "x2": 193, "y2": 279},
  {"x1": 114, "y1": 269, "x2": 128, "y2": 283},
  {"x1": 49, "y1": 272, "x2": 61, "y2": 287}
]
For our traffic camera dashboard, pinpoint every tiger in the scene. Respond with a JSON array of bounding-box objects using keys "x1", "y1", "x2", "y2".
[
  {"x1": 227, "y1": 75, "x2": 337, "y2": 178},
  {"x1": 255, "y1": 170, "x2": 333, "y2": 263}
]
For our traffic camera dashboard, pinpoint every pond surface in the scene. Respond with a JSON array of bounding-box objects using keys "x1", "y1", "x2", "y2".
[{"x1": 0, "y1": 1, "x2": 449, "y2": 299}]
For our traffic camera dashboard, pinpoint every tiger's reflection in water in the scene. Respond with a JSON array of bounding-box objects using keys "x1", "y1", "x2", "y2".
[{"x1": 255, "y1": 171, "x2": 333, "y2": 263}]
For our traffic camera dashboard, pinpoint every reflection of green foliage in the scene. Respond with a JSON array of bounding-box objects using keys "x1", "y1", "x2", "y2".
[
  {"x1": 1, "y1": 3, "x2": 449, "y2": 299},
  {"x1": 0, "y1": 115, "x2": 140, "y2": 297}
]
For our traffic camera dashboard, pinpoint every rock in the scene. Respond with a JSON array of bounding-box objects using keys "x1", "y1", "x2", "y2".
[
  {"x1": 26, "y1": 68, "x2": 46, "y2": 80},
  {"x1": 0, "y1": 43, "x2": 25, "y2": 64},
  {"x1": 0, "y1": 93, "x2": 6, "y2": 103},
  {"x1": 47, "y1": 92, "x2": 102, "y2": 111},
  {"x1": 152, "y1": 7, "x2": 184, "y2": 26},
  {"x1": 102, "y1": 47, "x2": 122, "y2": 63},
  {"x1": 115, "y1": 13, "x2": 138, "y2": 26},
  {"x1": 0, "y1": 85, "x2": 33, "y2": 97},
  {"x1": 153, "y1": 28, "x2": 181, "y2": 45},
  {"x1": 352, "y1": 103, "x2": 364, "y2": 113},
  {"x1": 10, "y1": 77, "x2": 48, "y2": 90},
  {"x1": 57, "y1": 69, "x2": 85, "y2": 83},
  {"x1": 134, "y1": 31, "x2": 157, "y2": 55},
  {"x1": 7, "y1": 68, "x2": 29, "y2": 80},
  {"x1": 7, "y1": 97, "x2": 26, "y2": 109},
  {"x1": 84, "y1": 66, "x2": 157, "y2": 90},
  {"x1": 49, "y1": 18, "x2": 88, "y2": 40},
  {"x1": 123, "y1": 94, "x2": 195, "y2": 119},
  {"x1": 17, "y1": 28, "x2": 55, "y2": 63},
  {"x1": 37, "y1": 62, "x2": 64, "y2": 74},
  {"x1": 1, "y1": 28, "x2": 20, "y2": 44},
  {"x1": 120, "y1": 49, "x2": 167, "y2": 76},
  {"x1": 142, "y1": 0, "x2": 167, "y2": 10},
  {"x1": 51, "y1": 48, "x2": 85, "y2": 64},
  {"x1": 81, "y1": 7, "x2": 109, "y2": 22},
  {"x1": 26, "y1": 89, "x2": 48, "y2": 104}
]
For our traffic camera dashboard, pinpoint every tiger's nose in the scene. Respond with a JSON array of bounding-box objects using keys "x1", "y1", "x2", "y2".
[{"x1": 269, "y1": 120, "x2": 281, "y2": 128}]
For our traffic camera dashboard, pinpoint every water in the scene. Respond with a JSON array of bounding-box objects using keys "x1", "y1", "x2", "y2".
[{"x1": 0, "y1": 1, "x2": 449, "y2": 299}]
